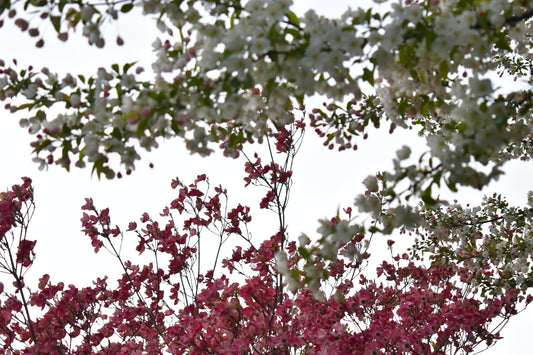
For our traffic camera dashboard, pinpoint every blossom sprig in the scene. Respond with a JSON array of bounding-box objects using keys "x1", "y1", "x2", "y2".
[
  {"x1": 3, "y1": 0, "x2": 533, "y2": 202},
  {"x1": 413, "y1": 193, "x2": 533, "y2": 298},
  {"x1": 279, "y1": 208, "x2": 525, "y2": 353},
  {"x1": 2, "y1": 0, "x2": 533, "y2": 352},
  {"x1": 0, "y1": 181, "x2": 117, "y2": 353},
  {"x1": 2, "y1": 0, "x2": 533, "y2": 191},
  {"x1": 1, "y1": 162, "x2": 531, "y2": 353},
  {"x1": 278, "y1": 207, "x2": 372, "y2": 299},
  {"x1": 1, "y1": 0, "x2": 136, "y2": 48},
  {"x1": 0, "y1": 60, "x2": 153, "y2": 178},
  {"x1": 0, "y1": 177, "x2": 37, "y2": 348},
  {"x1": 1, "y1": 0, "x2": 364, "y2": 175}
]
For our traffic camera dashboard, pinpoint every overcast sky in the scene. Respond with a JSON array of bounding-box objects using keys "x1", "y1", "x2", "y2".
[{"x1": 1, "y1": 1, "x2": 532, "y2": 353}]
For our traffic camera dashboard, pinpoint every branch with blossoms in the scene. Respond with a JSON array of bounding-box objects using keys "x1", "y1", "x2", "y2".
[
  {"x1": 3, "y1": 0, "x2": 533, "y2": 207},
  {"x1": 2, "y1": 0, "x2": 139, "y2": 48},
  {"x1": 73, "y1": 123, "x2": 303, "y2": 352},
  {"x1": 0, "y1": 0, "x2": 367, "y2": 175},
  {"x1": 412, "y1": 193, "x2": 533, "y2": 299},
  {"x1": 1, "y1": 123, "x2": 532, "y2": 353},
  {"x1": 243, "y1": 120, "x2": 305, "y2": 244},
  {"x1": 316, "y1": 165, "x2": 533, "y2": 300},
  {"x1": 0, "y1": 177, "x2": 37, "y2": 349},
  {"x1": 278, "y1": 158, "x2": 533, "y2": 353},
  {"x1": 3, "y1": 0, "x2": 533, "y2": 352},
  {"x1": 278, "y1": 206, "x2": 525, "y2": 354},
  {"x1": 0, "y1": 179, "x2": 136, "y2": 353}
]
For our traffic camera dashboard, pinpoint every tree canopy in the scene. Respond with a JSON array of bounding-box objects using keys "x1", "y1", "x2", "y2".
[{"x1": 1, "y1": 0, "x2": 533, "y2": 353}]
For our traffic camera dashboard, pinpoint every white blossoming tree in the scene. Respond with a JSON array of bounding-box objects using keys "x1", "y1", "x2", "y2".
[{"x1": 2, "y1": 0, "x2": 533, "y2": 352}]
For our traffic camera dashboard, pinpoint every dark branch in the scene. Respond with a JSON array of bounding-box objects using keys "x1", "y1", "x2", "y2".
[{"x1": 505, "y1": 8, "x2": 533, "y2": 27}]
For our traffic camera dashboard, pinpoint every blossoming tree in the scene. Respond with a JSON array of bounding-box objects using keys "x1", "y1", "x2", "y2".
[{"x1": 1, "y1": 0, "x2": 533, "y2": 353}]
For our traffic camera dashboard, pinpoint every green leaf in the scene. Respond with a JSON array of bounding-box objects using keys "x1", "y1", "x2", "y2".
[
  {"x1": 422, "y1": 101, "x2": 429, "y2": 116},
  {"x1": 17, "y1": 102, "x2": 36, "y2": 110},
  {"x1": 32, "y1": 139, "x2": 52, "y2": 154},
  {"x1": 421, "y1": 185, "x2": 436, "y2": 206},
  {"x1": 115, "y1": 83, "x2": 122, "y2": 98},
  {"x1": 418, "y1": 70, "x2": 427, "y2": 84},
  {"x1": 0, "y1": 0, "x2": 10, "y2": 15},
  {"x1": 227, "y1": 129, "x2": 245, "y2": 150},
  {"x1": 290, "y1": 268, "x2": 302, "y2": 281},
  {"x1": 494, "y1": 32, "x2": 512, "y2": 51},
  {"x1": 222, "y1": 49, "x2": 234, "y2": 60},
  {"x1": 297, "y1": 247, "x2": 310, "y2": 259},
  {"x1": 62, "y1": 140, "x2": 72, "y2": 171},
  {"x1": 119, "y1": 112, "x2": 137, "y2": 121},
  {"x1": 295, "y1": 93, "x2": 304, "y2": 106},
  {"x1": 439, "y1": 60, "x2": 449, "y2": 79},
  {"x1": 368, "y1": 225, "x2": 381, "y2": 233},
  {"x1": 67, "y1": 9, "x2": 81, "y2": 28},
  {"x1": 362, "y1": 67, "x2": 374, "y2": 86},
  {"x1": 264, "y1": 77, "x2": 276, "y2": 98},
  {"x1": 286, "y1": 11, "x2": 300, "y2": 27},
  {"x1": 170, "y1": 120, "x2": 181, "y2": 134},
  {"x1": 397, "y1": 97, "x2": 410, "y2": 116},
  {"x1": 28, "y1": 0, "x2": 47, "y2": 7},
  {"x1": 58, "y1": 0, "x2": 66, "y2": 12},
  {"x1": 210, "y1": 126, "x2": 219, "y2": 142},
  {"x1": 241, "y1": 74, "x2": 253, "y2": 89},
  {"x1": 398, "y1": 43, "x2": 417, "y2": 67},
  {"x1": 136, "y1": 118, "x2": 148, "y2": 138},
  {"x1": 111, "y1": 63, "x2": 119, "y2": 74},
  {"x1": 364, "y1": 9, "x2": 372, "y2": 22},
  {"x1": 425, "y1": 30, "x2": 438, "y2": 50},
  {"x1": 91, "y1": 158, "x2": 104, "y2": 179},
  {"x1": 446, "y1": 180, "x2": 458, "y2": 193},
  {"x1": 122, "y1": 61, "x2": 137, "y2": 73},
  {"x1": 230, "y1": 8, "x2": 236, "y2": 27},
  {"x1": 285, "y1": 27, "x2": 301, "y2": 40},
  {"x1": 267, "y1": 21, "x2": 282, "y2": 43},
  {"x1": 111, "y1": 127, "x2": 122, "y2": 140},
  {"x1": 120, "y1": 3, "x2": 133, "y2": 13},
  {"x1": 146, "y1": 90, "x2": 166, "y2": 101},
  {"x1": 456, "y1": 121, "x2": 467, "y2": 132},
  {"x1": 433, "y1": 170, "x2": 443, "y2": 187}
]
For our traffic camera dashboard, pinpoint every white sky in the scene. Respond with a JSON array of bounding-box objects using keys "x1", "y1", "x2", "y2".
[{"x1": 0, "y1": 0, "x2": 532, "y2": 353}]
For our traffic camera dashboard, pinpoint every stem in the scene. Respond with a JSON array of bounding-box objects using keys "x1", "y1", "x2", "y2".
[
  {"x1": 104, "y1": 233, "x2": 165, "y2": 337},
  {"x1": 5, "y1": 239, "x2": 37, "y2": 345}
]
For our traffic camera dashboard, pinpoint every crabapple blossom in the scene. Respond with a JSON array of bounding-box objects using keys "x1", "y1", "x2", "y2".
[{"x1": 0, "y1": 0, "x2": 528, "y2": 188}]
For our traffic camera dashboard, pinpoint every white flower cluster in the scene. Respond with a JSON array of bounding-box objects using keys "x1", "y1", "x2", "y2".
[
  {"x1": 2, "y1": 0, "x2": 532, "y2": 181},
  {"x1": 417, "y1": 194, "x2": 533, "y2": 296},
  {"x1": 316, "y1": 218, "x2": 361, "y2": 259},
  {"x1": 363, "y1": 0, "x2": 533, "y2": 190},
  {"x1": 276, "y1": 217, "x2": 362, "y2": 299}
]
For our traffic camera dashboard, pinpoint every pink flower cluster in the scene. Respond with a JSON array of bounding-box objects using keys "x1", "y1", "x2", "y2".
[{"x1": 0, "y1": 127, "x2": 528, "y2": 353}]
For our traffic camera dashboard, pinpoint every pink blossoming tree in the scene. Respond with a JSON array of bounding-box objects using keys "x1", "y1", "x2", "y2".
[{"x1": 1, "y1": 0, "x2": 533, "y2": 353}]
